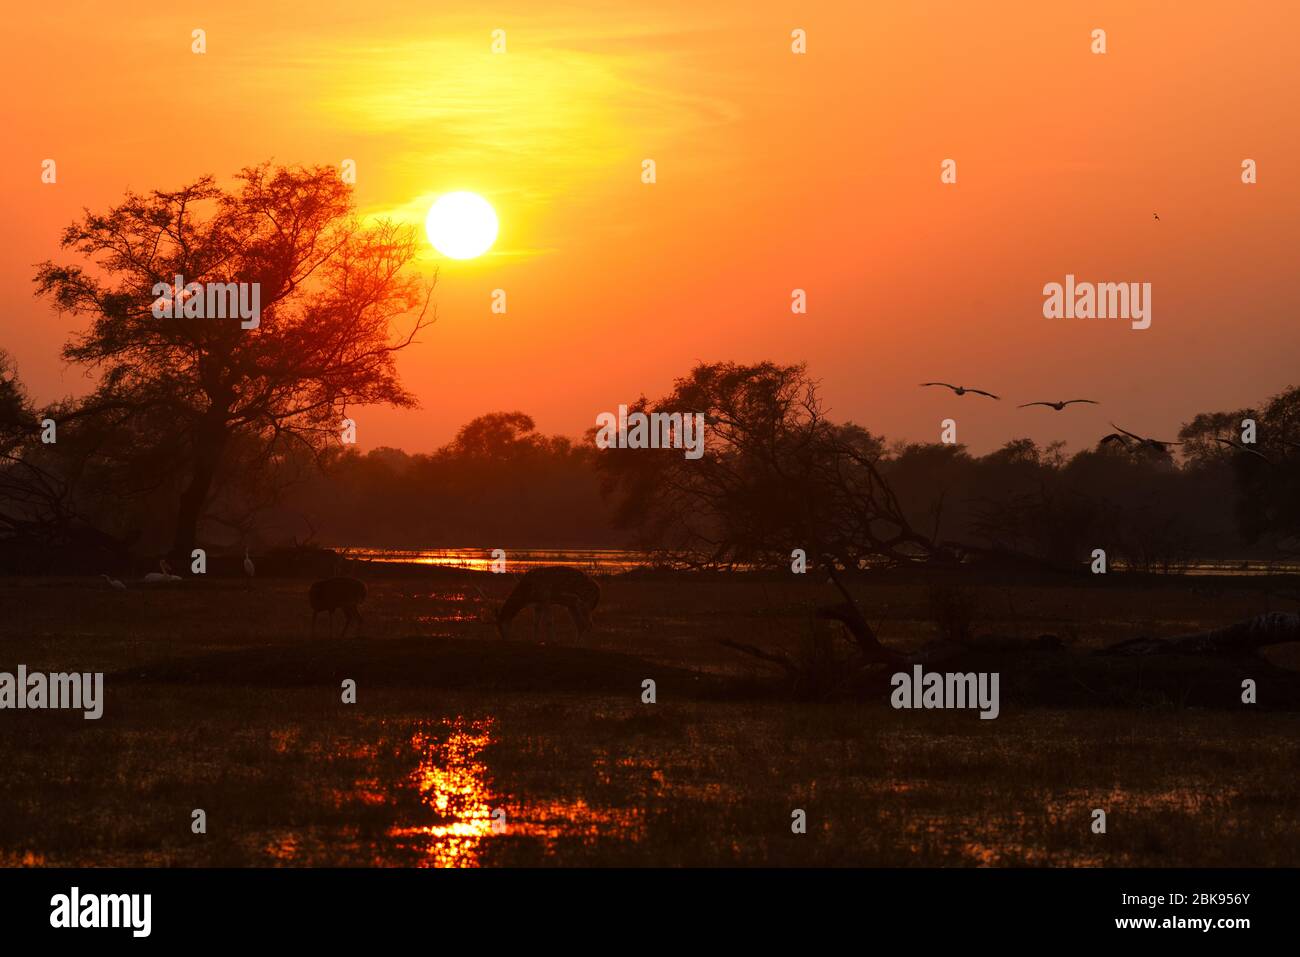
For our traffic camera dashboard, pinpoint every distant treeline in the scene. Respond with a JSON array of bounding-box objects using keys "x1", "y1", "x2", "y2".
[
  {"x1": 586, "y1": 363, "x2": 1300, "y2": 572},
  {"x1": 292, "y1": 412, "x2": 619, "y2": 548},
  {"x1": 303, "y1": 383, "x2": 1293, "y2": 571},
  {"x1": 4, "y1": 350, "x2": 1299, "y2": 573},
  {"x1": 299, "y1": 426, "x2": 1245, "y2": 570},
  {"x1": 880, "y1": 436, "x2": 1238, "y2": 571}
]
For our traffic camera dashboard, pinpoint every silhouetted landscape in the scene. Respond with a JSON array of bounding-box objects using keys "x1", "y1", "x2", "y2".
[
  {"x1": 6, "y1": 354, "x2": 1300, "y2": 571},
  {"x1": 4, "y1": 4, "x2": 1299, "y2": 912},
  {"x1": 5, "y1": 334, "x2": 1300, "y2": 865}
]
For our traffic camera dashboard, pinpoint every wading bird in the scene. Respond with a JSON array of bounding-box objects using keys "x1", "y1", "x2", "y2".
[
  {"x1": 309, "y1": 577, "x2": 367, "y2": 637},
  {"x1": 492, "y1": 567, "x2": 601, "y2": 641},
  {"x1": 1018, "y1": 399, "x2": 1099, "y2": 411},
  {"x1": 920, "y1": 382, "x2": 999, "y2": 399},
  {"x1": 101, "y1": 574, "x2": 126, "y2": 591},
  {"x1": 243, "y1": 548, "x2": 255, "y2": 590},
  {"x1": 142, "y1": 559, "x2": 181, "y2": 584}
]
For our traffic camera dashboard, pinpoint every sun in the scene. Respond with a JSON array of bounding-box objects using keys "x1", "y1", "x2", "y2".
[{"x1": 425, "y1": 191, "x2": 498, "y2": 260}]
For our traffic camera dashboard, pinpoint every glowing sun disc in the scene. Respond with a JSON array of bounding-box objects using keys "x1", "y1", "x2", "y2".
[{"x1": 425, "y1": 191, "x2": 498, "y2": 259}]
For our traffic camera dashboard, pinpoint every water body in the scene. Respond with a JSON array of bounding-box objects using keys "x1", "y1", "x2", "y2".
[
  {"x1": 340, "y1": 546, "x2": 649, "y2": 573},
  {"x1": 337, "y1": 546, "x2": 1300, "y2": 577}
]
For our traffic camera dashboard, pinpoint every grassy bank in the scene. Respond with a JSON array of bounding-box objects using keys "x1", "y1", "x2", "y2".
[{"x1": 0, "y1": 570, "x2": 1297, "y2": 866}]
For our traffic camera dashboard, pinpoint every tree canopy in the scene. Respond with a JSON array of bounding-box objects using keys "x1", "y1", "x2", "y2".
[{"x1": 32, "y1": 163, "x2": 433, "y2": 559}]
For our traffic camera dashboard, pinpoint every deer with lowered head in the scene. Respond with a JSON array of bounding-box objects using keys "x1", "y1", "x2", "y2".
[
  {"x1": 490, "y1": 567, "x2": 600, "y2": 641},
  {"x1": 309, "y1": 576, "x2": 367, "y2": 637}
]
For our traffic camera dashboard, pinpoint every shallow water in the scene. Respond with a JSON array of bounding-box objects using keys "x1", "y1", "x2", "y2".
[
  {"x1": 339, "y1": 546, "x2": 1300, "y2": 577},
  {"x1": 258, "y1": 715, "x2": 644, "y2": 867},
  {"x1": 342, "y1": 547, "x2": 646, "y2": 573}
]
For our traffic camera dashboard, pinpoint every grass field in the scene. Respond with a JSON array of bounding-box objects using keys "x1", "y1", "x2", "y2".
[{"x1": 1, "y1": 568, "x2": 1298, "y2": 866}]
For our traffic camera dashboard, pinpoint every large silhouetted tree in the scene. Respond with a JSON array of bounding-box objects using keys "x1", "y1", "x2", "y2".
[
  {"x1": 0, "y1": 352, "x2": 44, "y2": 537},
  {"x1": 591, "y1": 361, "x2": 948, "y2": 569},
  {"x1": 1221, "y1": 386, "x2": 1300, "y2": 552},
  {"x1": 34, "y1": 163, "x2": 433, "y2": 561},
  {"x1": 0, "y1": 351, "x2": 27, "y2": 457}
]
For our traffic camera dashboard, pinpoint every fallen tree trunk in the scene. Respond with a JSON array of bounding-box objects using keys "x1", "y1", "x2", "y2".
[
  {"x1": 1098, "y1": 613, "x2": 1300, "y2": 657},
  {"x1": 819, "y1": 566, "x2": 903, "y2": 663}
]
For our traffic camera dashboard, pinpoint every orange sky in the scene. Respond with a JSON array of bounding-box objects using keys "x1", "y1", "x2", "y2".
[{"x1": 2, "y1": 1, "x2": 1298, "y2": 454}]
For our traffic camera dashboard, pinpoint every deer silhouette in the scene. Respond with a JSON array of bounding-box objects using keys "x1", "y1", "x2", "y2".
[
  {"x1": 493, "y1": 567, "x2": 600, "y2": 641},
  {"x1": 309, "y1": 576, "x2": 367, "y2": 637}
]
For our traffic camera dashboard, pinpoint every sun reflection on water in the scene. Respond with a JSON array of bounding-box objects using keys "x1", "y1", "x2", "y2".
[
  {"x1": 386, "y1": 717, "x2": 644, "y2": 867},
  {"x1": 386, "y1": 719, "x2": 496, "y2": 867}
]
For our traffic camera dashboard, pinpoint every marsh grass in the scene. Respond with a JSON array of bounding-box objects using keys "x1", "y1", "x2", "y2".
[{"x1": 1, "y1": 571, "x2": 1297, "y2": 866}]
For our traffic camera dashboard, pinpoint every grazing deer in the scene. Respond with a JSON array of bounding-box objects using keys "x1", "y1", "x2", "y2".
[
  {"x1": 309, "y1": 576, "x2": 367, "y2": 637},
  {"x1": 494, "y1": 567, "x2": 600, "y2": 641}
]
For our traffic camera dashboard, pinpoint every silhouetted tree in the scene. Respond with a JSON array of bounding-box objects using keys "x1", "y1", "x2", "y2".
[
  {"x1": 0, "y1": 352, "x2": 45, "y2": 537},
  {"x1": 448, "y1": 412, "x2": 541, "y2": 459},
  {"x1": 1179, "y1": 408, "x2": 1254, "y2": 468},
  {"x1": 592, "y1": 361, "x2": 948, "y2": 569},
  {"x1": 0, "y1": 354, "x2": 131, "y2": 571},
  {"x1": 1225, "y1": 386, "x2": 1300, "y2": 552},
  {"x1": 33, "y1": 163, "x2": 433, "y2": 561},
  {"x1": 0, "y1": 351, "x2": 27, "y2": 456}
]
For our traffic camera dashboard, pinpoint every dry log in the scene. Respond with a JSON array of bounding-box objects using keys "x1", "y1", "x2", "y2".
[
  {"x1": 1098, "y1": 613, "x2": 1300, "y2": 657},
  {"x1": 716, "y1": 639, "x2": 800, "y2": 675}
]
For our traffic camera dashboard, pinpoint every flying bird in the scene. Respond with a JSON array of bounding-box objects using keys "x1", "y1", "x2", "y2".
[
  {"x1": 920, "y1": 383, "x2": 999, "y2": 399},
  {"x1": 1018, "y1": 399, "x2": 1099, "y2": 411},
  {"x1": 1214, "y1": 437, "x2": 1273, "y2": 465},
  {"x1": 1153, "y1": 212, "x2": 1160, "y2": 221},
  {"x1": 1110, "y1": 423, "x2": 1183, "y2": 451}
]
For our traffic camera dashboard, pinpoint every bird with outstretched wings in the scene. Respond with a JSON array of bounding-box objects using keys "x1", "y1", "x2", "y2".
[
  {"x1": 1018, "y1": 399, "x2": 1099, "y2": 411},
  {"x1": 920, "y1": 382, "x2": 999, "y2": 399}
]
